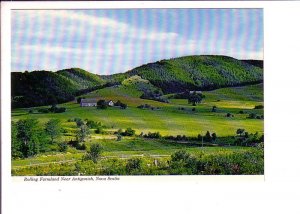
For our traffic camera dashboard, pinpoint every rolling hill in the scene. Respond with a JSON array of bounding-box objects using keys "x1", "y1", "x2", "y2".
[
  {"x1": 11, "y1": 68, "x2": 104, "y2": 108},
  {"x1": 103, "y1": 55, "x2": 263, "y2": 93},
  {"x1": 11, "y1": 55, "x2": 263, "y2": 108}
]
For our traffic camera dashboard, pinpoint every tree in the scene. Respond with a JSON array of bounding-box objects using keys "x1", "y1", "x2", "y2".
[
  {"x1": 16, "y1": 119, "x2": 42, "y2": 157},
  {"x1": 74, "y1": 118, "x2": 84, "y2": 127},
  {"x1": 58, "y1": 142, "x2": 68, "y2": 152},
  {"x1": 77, "y1": 97, "x2": 85, "y2": 104},
  {"x1": 11, "y1": 122, "x2": 22, "y2": 158},
  {"x1": 212, "y1": 133, "x2": 217, "y2": 142},
  {"x1": 188, "y1": 92, "x2": 204, "y2": 106},
  {"x1": 171, "y1": 150, "x2": 191, "y2": 162},
  {"x1": 84, "y1": 143, "x2": 103, "y2": 163},
  {"x1": 45, "y1": 119, "x2": 62, "y2": 143},
  {"x1": 203, "y1": 131, "x2": 212, "y2": 142},
  {"x1": 122, "y1": 128, "x2": 135, "y2": 136},
  {"x1": 48, "y1": 105, "x2": 66, "y2": 113},
  {"x1": 248, "y1": 113, "x2": 256, "y2": 119},
  {"x1": 116, "y1": 134, "x2": 122, "y2": 141},
  {"x1": 49, "y1": 104, "x2": 58, "y2": 112},
  {"x1": 236, "y1": 129, "x2": 245, "y2": 137},
  {"x1": 120, "y1": 103, "x2": 127, "y2": 109},
  {"x1": 126, "y1": 158, "x2": 142, "y2": 174},
  {"x1": 212, "y1": 106, "x2": 217, "y2": 112},
  {"x1": 86, "y1": 120, "x2": 100, "y2": 129},
  {"x1": 76, "y1": 124, "x2": 90, "y2": 143},
  {"x1": 97, "y1": 100, "x2": 108, "y2": 109},
  {"x1": 169, "y1": 150, "x2": 197, "y2": 175},
  {"x1": 114, "y1": 100, "x2": 122, "y2": 106},
  {"x1": 95, "y1": 127, "x2": 103, "y2": 134}
]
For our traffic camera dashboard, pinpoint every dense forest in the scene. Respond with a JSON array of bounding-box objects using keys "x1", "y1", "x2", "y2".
[{"x1": 11, "y1": 68, "x2": 105, "y2": 108}]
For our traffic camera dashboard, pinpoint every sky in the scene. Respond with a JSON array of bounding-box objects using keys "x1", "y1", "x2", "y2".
[{"x1": 11, "y1": 9, "x2": 263, "y2": 75}]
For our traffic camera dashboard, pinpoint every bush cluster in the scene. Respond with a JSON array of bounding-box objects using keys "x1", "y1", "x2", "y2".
[
  {"x1": 248, "y1": 113, "x2": 264, "y2": 119},
  {"x1": 143, "y1": 132, "x2": 162, "y2": 139},
  {"x1": 69, "y1": 140, "x2": 87, "y2": 151},
  {"x1": 37, "y1": 105, "x2": 66, "y2": 114},
  {"x1": 234, "y1": 130, "x2": 262, "y2": 146},
  {"x1": 137, "y1": 104, "x2": 160, "y2": 110},
  {"x1": 254, "y1": 105, "x2": 264, "y2": 109},
  {"x1": 114, "y1": 100, "x2": 128, "y2": 109},
  {"x1": 121, "y1": 128, "x2": 136, "y2": 136}
]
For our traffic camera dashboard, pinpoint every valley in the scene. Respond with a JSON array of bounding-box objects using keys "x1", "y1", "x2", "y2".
[{"x1": 11, "y1": 55, "x2": 264, "y2": 176}]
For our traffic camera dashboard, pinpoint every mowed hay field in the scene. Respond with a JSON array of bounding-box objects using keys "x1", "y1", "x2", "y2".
[{"x1": 12, "y1": 83, "x2": 263, "y2": 137}]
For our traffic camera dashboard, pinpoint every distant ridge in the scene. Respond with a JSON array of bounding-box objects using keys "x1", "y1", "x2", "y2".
[
  {"x1": 242, "y1": 60, "x2": 263, "y2": 69},
  {"x1": 102, "y1": 55, "x2": 263, "y2": 93},
  {"x1": 11, "y1": 55, "x2": 263, "y2": 108}
]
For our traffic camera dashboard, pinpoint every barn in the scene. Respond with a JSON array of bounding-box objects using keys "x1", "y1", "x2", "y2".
[{"x1": 80, "y1": 98, "x2": 98, "y2": 107}]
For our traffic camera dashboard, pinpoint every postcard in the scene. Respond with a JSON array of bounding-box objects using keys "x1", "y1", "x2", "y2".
[{"x1": 1, "y1": 1, "x2": 300, "y2": 214}]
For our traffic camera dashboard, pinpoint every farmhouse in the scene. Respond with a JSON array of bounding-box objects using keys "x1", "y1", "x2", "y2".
[
  {"x1": 80, "y1": 98, "x2": 98, "y2": 107},
  {"x1": 107, "y1": 100, "x2": 114, "y2": 107}
]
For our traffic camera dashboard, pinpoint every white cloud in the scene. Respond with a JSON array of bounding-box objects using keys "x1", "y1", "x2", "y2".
[
  {"x1": 13, "y1": 10, "x2": 129, "y2": 30},
  {"x1": 20, "y1": 45, "x2": 82, "y2": 54},
  {"x1": 12, "y1": 10, "x2": 180, "y2": 43},
  {"x1": 11, "y1": 10, "x2": 263, "y2": 74}
]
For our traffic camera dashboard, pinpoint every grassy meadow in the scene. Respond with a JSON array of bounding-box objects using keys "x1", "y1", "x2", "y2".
[
  {"x1": 11, "y1": 83, "x2": 264, "y2": 175},
  {"x1": 12, "y1": 83, "x2": 263, "y2": 136}
]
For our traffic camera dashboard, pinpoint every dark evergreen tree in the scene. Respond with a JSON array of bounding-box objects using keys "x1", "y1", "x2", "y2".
[{"x1": 203, "y1": 131, "x2": 212, "y2": 142}]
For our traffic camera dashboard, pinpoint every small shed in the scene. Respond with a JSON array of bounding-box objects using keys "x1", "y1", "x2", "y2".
[{"x1": 80, "y1": 98, "x2": 98, "y2": 107}]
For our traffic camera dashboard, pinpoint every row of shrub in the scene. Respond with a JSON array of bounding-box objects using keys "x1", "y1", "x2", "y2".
[
  {"x1": 114, "y1": 128, "x2": 136, "y2": 137},
  {"x1": 140, "y1": 91, "x2": 169, "y2": 103},
  {"x1": 12, "y1": 147, "x2": 264, "y2": 176},
  {"x1": 137, "y1": 104, "x2": 161, "y2": 110},
  {"x1": 33, "y1": 104, "x2": 66, "y2": 114},
  {"x1": 115, "y1": 127, "x2": 263, "y2": 147}
]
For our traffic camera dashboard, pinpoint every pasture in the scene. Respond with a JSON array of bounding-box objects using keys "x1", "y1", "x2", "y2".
[
  {"x1": 11, "y1": 83, "x2": 264, "y2": 175},
  {"x1": 12, "y1": 84, "x2": 263, "y2": 137}
]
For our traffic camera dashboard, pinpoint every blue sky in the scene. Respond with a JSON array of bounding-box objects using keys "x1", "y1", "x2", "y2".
[{"x1": 11, "y1": 9, "x2": 263, "y2": 75}]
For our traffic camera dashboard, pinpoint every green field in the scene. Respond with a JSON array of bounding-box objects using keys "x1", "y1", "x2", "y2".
[
  {"x1": 11, "y1": 83, "x2": 264, "y2": 175},
  {"x1": 12, "y1": 83, "x2": 263, "y2": 137}
]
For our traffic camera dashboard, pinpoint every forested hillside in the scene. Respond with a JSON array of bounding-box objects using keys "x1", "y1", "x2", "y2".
[
  {"x1": 11, "y1": 55, "x2": 263, "y2": 108},
  {"x1": 57, "y1": 68, "x2": 105, "y2": 89},
  {"x1": 103, "y1": 55, "x2": 263, "y2": 93},
  {"x1": 242, "y1": 60, "x2": 263, "y2": 69},
  {"x1": 12, "y1": 68, "x2": 104, "y2": 108}
]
